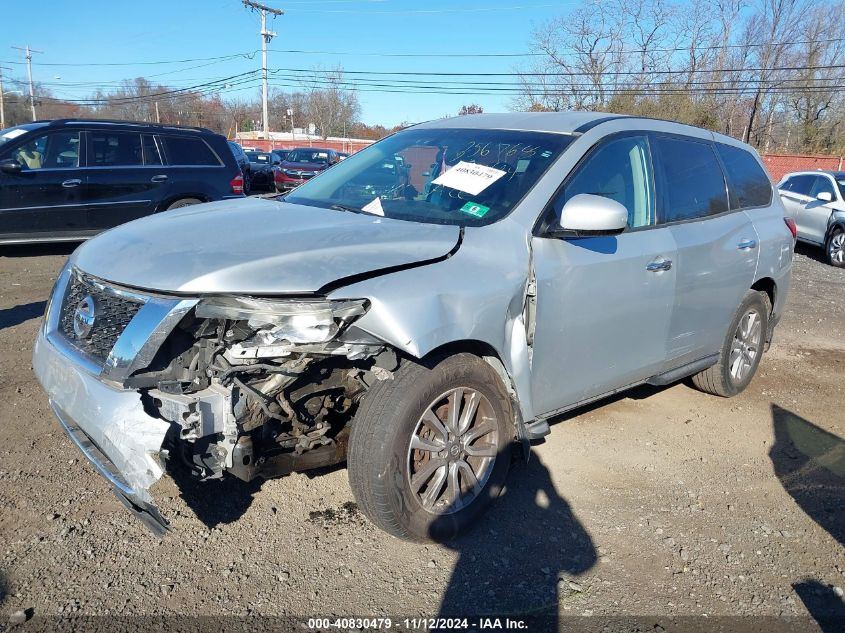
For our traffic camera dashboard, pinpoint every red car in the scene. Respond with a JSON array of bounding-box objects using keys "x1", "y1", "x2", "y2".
[{"x1": 274, "y1": 147, "x2": 341, "y2": 192}]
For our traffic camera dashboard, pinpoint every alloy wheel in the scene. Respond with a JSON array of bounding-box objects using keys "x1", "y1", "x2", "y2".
[
  {"x1": 829, "y1": 231, "x2": 845, "y2": 265},
  {"x1": 407, "y1": 387, "x2": 499, "y2": 515},
  {"x1": 729, "y1": 308, "x2": 762, "y2": 382}
]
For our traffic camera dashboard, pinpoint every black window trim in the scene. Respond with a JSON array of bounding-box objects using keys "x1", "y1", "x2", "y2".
[
  {"x1": 533, "y1": 129, "x2": 660, "y2": 238},
  {"x1": 712, "y1": 141, "x2": 773, "y2": 211},
  {"x1": 650, "y1": 131, "x2": 734, "y2": 228}
]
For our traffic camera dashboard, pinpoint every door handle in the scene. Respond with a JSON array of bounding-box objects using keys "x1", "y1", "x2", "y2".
[
  {"x1": 61, "y1": 179, "x2": 82, "y2": 188},
  {"x1": 646, "y1": 258, "x2": 673, "y2": 272},
  {"x1": 737, "y1": 239, "x2": 757, "y2": 250},
  {"x1": 151, "y1": 175, "x2": 168, "y2": 183}
]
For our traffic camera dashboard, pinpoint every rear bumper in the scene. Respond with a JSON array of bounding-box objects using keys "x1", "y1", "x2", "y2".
[{"x1": 33, "y1": 327, "x2": 173, "y2": 534}]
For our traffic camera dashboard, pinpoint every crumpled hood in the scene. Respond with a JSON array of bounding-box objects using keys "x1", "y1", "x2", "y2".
[{"x1": 73, "y1": 198, "x2": 460, "y2": 295}]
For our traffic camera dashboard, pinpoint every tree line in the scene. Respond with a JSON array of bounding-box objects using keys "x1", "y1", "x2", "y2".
[
  {"x1": 1, "y1": 72, "x2": 398, "y2": 141},
  {"x1": 513, "y1": 0, "x2": 845, "y2": 154}
]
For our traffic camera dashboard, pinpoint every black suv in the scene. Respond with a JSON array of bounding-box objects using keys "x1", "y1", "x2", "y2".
[{"x1": 0, "y1": 119, "x2": 245, "y2": 244}]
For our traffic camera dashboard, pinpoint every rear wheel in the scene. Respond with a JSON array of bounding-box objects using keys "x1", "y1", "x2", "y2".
[
  {"x1": 691, "y1": 290, "x2": 769, "y2": 397},
  {"x1": 347, "y1": 353, "x2": 513, "y2": 541},
  {"x1": 166, "y1": 198, "x2": 203, "y2": 210},
  {"x1": 825, "y1": 226, "x2": 845, "y2": 268}
]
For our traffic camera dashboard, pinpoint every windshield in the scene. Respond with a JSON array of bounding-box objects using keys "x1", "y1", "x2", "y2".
[
  {"x1": 0, "y1": 125, "x2": 41, "y2": 148},
  {"x1": 286, "y1": 149, "x2": 330, "y2": 164},
  {"x1": 285, "y1": 128, "x2": 573, "y2": 226}
]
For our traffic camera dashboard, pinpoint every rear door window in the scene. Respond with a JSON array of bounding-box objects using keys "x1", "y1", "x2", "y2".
[
  {"x1": 715, "y1": 143, "x2": 772, "y2": 209},
  {"x1": 162, "y1": 136, "x2": 220, "y2": 166},
  {"x1": 88, "y1": 131, "x2": 143, "y2": 167},
  {"x1": 656, "y1": 136, "x2": 729, "y2": 222}
]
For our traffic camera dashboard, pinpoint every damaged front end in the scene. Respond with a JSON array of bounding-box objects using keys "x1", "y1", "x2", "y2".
[
  {"x1": 132, "y1": 295, "x2": 396, "y2": 484},
  {"x1": 34, "y1": 266, "x2": 395, "y2": 534}
]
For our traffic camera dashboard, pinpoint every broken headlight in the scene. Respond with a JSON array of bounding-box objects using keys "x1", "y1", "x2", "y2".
[{"x1": 196, "y1": 297, "x2": 369, "y2": 358}]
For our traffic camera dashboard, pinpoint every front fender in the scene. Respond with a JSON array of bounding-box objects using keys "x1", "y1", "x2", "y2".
[{"x1": 328, "y1": 221, "x2": 538, "y2": 421}]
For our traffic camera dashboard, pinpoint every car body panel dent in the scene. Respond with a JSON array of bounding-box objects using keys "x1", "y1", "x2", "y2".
[
  {"x1": 330, "y1": 219, "x2": 538, "y2": 422},
  {"x1": 72, "y1": 198, "x2": 461, "y2": 294},
  {"x1": 32, "y1": 329, "x2": 171, "y2": 506}
]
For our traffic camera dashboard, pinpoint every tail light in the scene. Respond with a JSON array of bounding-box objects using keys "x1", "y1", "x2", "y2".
[
  {"x1": 230, "y1": 171, "x2": 244, "y2": 195},
  {"x1": 784, "y1": 217, "x2": 797, "y2": 239}
]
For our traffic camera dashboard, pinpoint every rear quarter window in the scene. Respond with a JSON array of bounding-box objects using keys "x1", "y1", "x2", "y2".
[
  {"x1": 716, "y1": 143, "x2": 772, "y2": 209},
  {"x1": 163, "y1": 136, "x2": 221, "y2": 166}
]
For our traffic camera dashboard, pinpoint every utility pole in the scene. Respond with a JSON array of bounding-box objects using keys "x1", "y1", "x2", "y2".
[
  {"x1": 242, "y1": 0, "x2": 283, "y2": 139},
  {"x1": 0, "y1": 66, "x2": 10, "y2": 130},
  {"x1": 11, "y1": 45, "x2": 43, "y2": 122}
]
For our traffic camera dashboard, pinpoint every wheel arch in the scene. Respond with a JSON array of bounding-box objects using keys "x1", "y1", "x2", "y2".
[
  {"x1": 418, "y1": 339, "x2": 529, "y2": 442},
  {"x1": 751, "y1": 277, "x2": 776, "y2": 313}
]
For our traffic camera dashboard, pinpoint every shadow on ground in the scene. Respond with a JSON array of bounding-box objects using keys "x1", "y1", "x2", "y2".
[
  {"x1": 770, "y1": 405, "x2": 845, "y2": 632},
  {"x1": 0, "y1": 243, "x2": 79, "y2": 258},
  {"x1": 435, "y1": 454, "x2": 597, "y2": 623},
  {"x1": 793, "y1": 580, "x2": 845, "y2": 633},
  {"x1": 0, "y1": 301, "x2": 46, "y2": 331},
  {"x1": 769, "y1": 405, "x2": 844, "y2": 546},
  {"x1": 794, "y1": 241, "x2": 828, "y2": 265},
  {"x1": 169, "y1": 463, "x2": 263, "y2": 529}
]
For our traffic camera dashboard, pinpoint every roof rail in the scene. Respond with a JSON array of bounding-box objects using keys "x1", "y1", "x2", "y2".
[{"x1": 40, "y1": 118, "x2": 214, "y2": 134}]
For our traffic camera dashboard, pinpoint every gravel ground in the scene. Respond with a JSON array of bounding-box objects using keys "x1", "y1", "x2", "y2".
[{"x1": 0, "y1": 241, "x2": 843, "y2": 631}]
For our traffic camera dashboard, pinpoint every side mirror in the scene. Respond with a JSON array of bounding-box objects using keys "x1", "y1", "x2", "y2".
[
  {"x1": 816, "y1": 191, "x2": 833, "y2": 203},
  {"x1": 551, "y1": 193, "x2": 628, "y2": 237},
  {"x1": 0, "y1": 158, "x2": 23, "y2": 175}
]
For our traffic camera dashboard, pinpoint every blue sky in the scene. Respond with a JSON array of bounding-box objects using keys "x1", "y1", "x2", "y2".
[{"x1": 0, "y1": 0, "x2": 569, "y2": 127}]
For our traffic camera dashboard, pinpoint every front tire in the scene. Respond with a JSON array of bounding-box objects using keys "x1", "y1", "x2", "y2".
[
  {"x1": 691, "y1": 290, "x2": 769, "y2": 397},
  {"x1": 825, "y1": 226, "x2": 845, "y2": 267},
  {"x1": 347, "y1": 353, "x2": 513, "y2": 542}
]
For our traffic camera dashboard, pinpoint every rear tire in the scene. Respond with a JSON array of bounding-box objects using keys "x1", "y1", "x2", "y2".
[
  {"x1": 166, "y1": 198, "x2": 203, "y2": 210},
  {"x1": 691, "y1": 290, "x2": 769, "y2": 397},
  {"x1": 825, "y1": 226, "x2": 845, "y2": 268},
  {"x1": 347, "y1": 353, "x2": 514, "y2": 542}
]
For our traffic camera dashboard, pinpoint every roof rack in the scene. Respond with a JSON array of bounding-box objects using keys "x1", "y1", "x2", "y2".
[{"x1": 38, "y1": 119, "x2": 214, "y2": 134}]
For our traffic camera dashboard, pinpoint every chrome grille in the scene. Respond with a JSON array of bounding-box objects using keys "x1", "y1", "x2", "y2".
[{"x1": 58, "y1": 274, "x2": 145, "y2": 362}]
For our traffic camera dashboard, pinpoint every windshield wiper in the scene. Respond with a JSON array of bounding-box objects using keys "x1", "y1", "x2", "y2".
[{"x1": 330, "y1": 203, "x2": 362, "y2": 214}]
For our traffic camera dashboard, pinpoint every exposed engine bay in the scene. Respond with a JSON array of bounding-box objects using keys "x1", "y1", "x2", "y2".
[{"x1": 124, "y1": 297, "x2": 399, "y2": 484}]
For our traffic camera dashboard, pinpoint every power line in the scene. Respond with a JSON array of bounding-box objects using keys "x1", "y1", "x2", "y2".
[
  {"x1": 4, "y1": 36, "x2": 843, "y2": 69},
  {"x1": 269, "y1": 63, "x2": 845, "y2": 78}
]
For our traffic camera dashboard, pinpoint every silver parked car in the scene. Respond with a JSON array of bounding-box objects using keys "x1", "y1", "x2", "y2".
[
  {"x1": 34, "y1": 112, "x2": 794, "y2": 541},
  {"x1": 777, "y1": 170, "x2": 845, "y2": 267}
]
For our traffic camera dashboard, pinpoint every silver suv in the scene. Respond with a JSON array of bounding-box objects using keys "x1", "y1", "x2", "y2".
[
  {"x1": 34, "y1": 113, "x2": 794, "y2": 541},
  {"x1": 777, "y1": 170, "x2": 845, "y2": 267}
]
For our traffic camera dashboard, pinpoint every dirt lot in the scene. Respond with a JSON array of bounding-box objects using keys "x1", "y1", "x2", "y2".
[{"x1": 0, "y1": 242, "x2": 843, "y2": 631}]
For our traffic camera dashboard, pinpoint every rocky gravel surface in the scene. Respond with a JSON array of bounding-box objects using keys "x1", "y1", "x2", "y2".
[{"x1": 0, "y1": 241, "x2": 842, "y2": 631}]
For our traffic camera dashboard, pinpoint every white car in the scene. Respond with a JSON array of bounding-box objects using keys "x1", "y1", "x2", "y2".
[{"x1": 777, "y1": 170, "x2": 845, "y2": 267}]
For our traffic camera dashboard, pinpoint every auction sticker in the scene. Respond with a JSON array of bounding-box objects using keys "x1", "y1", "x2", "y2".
[
  {"x1": 432, "y1": 161, "x2": 507, "y2": 195},
  {"x1": 460, "y1": 202, "x2": 490, "y2": 218}
]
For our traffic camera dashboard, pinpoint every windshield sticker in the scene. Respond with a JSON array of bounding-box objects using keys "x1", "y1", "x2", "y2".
[
  {"x1": 460, "y1": 202, "x2": 490, "y2": 218},
  {"x1": 361, "y1": 197, "x2": 385, "y2": 216},
  {"x1": 431, "y1": 161, "x2": 507, "y2": 195}
]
